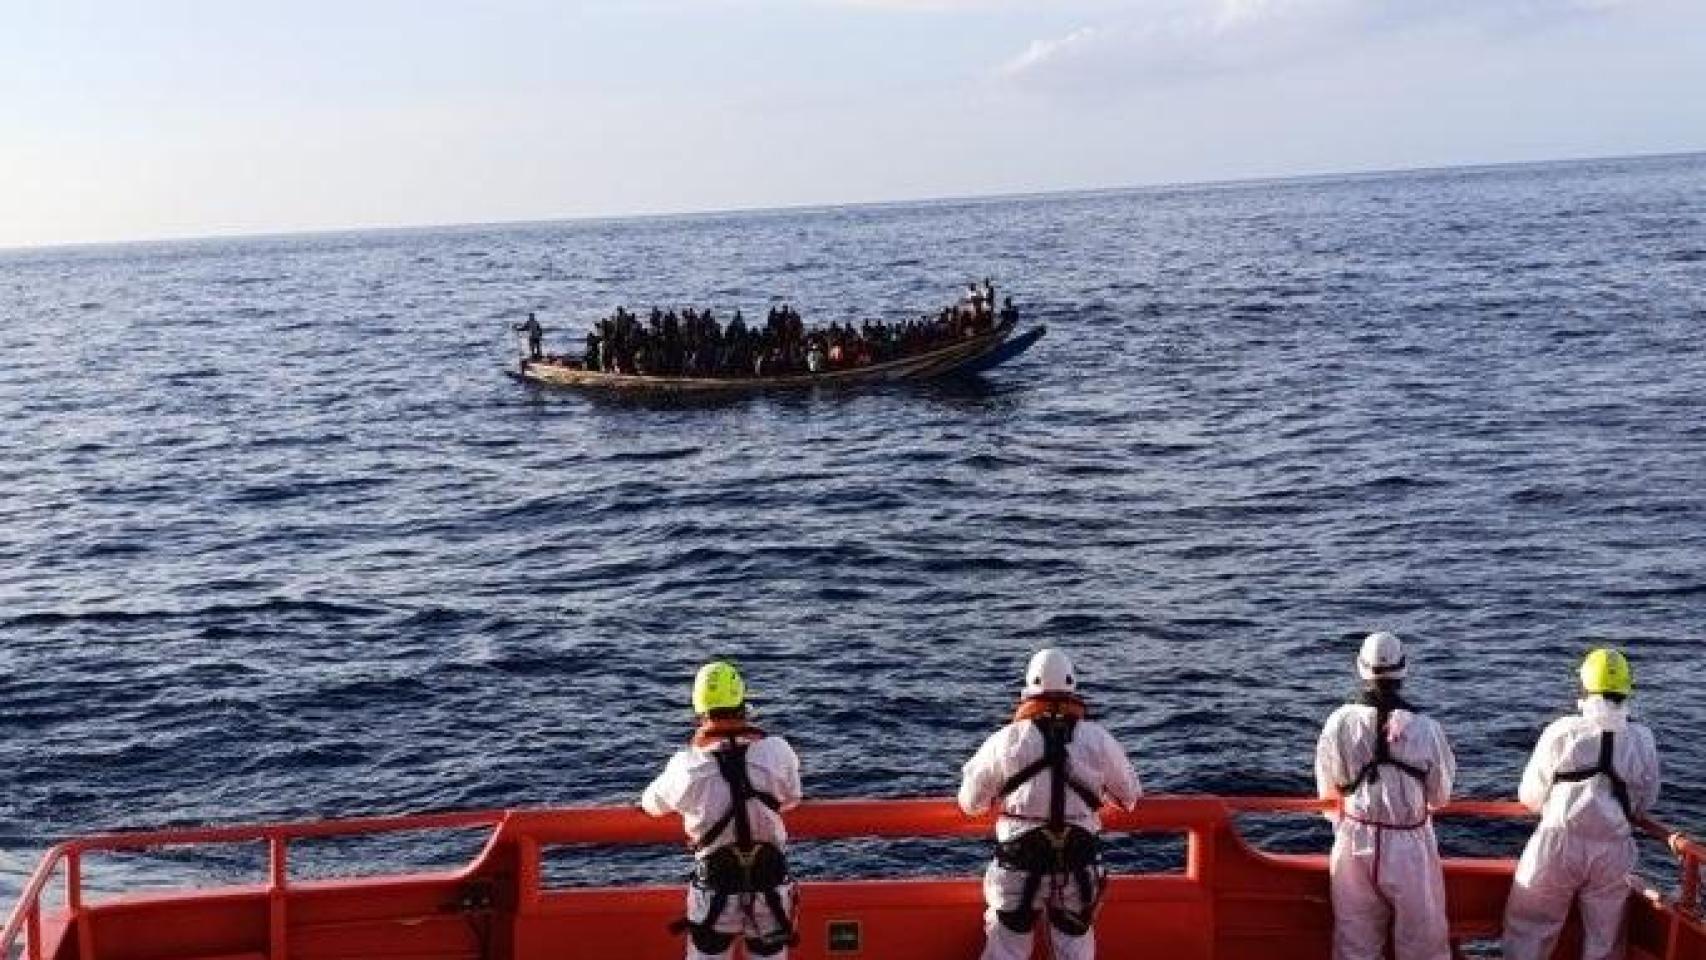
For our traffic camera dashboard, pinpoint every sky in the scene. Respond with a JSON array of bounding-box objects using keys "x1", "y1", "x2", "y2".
[{"x1": 2, "y1": 0, "x2": 1703, "y2": 248}]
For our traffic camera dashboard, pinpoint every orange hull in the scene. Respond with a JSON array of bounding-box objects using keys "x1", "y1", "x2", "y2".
[{"x1": 5, "y1": 796, "x2": 1702, "y2": 960}]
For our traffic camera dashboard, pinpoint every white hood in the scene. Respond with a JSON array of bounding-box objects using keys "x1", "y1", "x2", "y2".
[{"x1": 1578, "y1": 694, "x2": 1630, "y2": 733}]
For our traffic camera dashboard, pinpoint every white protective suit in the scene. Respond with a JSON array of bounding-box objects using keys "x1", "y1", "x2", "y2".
[
  {"x1": 1502, "y1": 697, "x2": 1661, "y2": 960},
  {"x1": 642, "y1": 733, "x2": 804, "y2": 960},
  {"x1": 1316, "y1": 699, "x2": 1457, "y2": 960},
  {"x1": 959, "y1": 712, "x2": 1142, "y2": 960}
]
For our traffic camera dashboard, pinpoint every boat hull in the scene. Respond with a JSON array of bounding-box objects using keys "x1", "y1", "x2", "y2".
[{"x1": 513, "y1": 321, "x2": 1043, "y2": 392}]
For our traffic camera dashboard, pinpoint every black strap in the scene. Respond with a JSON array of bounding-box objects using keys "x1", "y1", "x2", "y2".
[
  {"x1": 676, "y1": 739, "x2": 794, "y2": 944},
  {"x1": 1363, "y1": 655, "x2": 1407, "y2": 678},
  {"x1": 720, "y1": 746, "x2": 757, "y2": 849},
  {"x1": 993, "y1": 715, "x2": 1104, "y2": 927},
  {"x1": 1554, "y1": 731, "x2": 1634, "y2": 821},
  {"x1": 1014, "y1": 866, "x2": 1046, "y2": 923},
  {"x1": 695, "y1": 741, "x2": 782, "y2": 852},
  {"x1": 997, "y1": 717, "x2": 1102, "y2": 827},
  {"x1": 668, "y1": 888, "x2": 734, "y2": 938},
  {"x1": 1338, "y1": 706, "x2": 1430, "y2": 796},
  {"x1": 706, "y1": 889, "x2": 731, "y2": 931},
  {"x1": 1072, "y1": 862, "x2": 1097, "y2": 916},
  {"x1": 761, "y1": 886, "x2": 796, "y2": 945},
  {"x1": 1045, "y1": 720, "x2": 1069, "y2": 828},
  {"x1": 1047, "y1": 859, "x2": 1105, "y2": 936}
]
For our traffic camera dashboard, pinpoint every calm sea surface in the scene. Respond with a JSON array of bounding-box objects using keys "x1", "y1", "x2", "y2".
[{"x1": 3, "y1": 154, "x2": 1704, "y2": 897}]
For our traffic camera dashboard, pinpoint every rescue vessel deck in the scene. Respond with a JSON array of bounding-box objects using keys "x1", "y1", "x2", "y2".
[{"x1": 4, "y1": 796, "x2": 1702, "y2": 960}]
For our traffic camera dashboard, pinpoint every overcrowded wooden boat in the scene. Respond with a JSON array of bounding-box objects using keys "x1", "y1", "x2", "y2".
[
  {"x1": 3, "y1": 794, "x2": 1702, "y2": 960},
  {"x1": 513, "y1": 318, "x2": 1046, "y2": 392}
]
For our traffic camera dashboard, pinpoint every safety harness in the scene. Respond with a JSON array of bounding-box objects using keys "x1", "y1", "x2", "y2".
[
  {"x1": 1332, "y1": 693, "x2": 1437, "y2": 891},
  {"x1": 670, "y1": 724, "x2": 796, "y2": 957},
  {"x1": 992, "y1": 699, "x2": 1105, "y2": 937},
  {"x1": 1336, "y1": 693, "x2": 1430, "y2": 798},
  {"x1": 1552, "y1": 730, "x2": 1635, "y2": 822}
]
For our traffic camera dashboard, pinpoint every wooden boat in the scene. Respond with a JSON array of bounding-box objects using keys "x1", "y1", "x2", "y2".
[
  {"x1": 512, "y1": 318, "x2": 1045, "y2": 392},
  {"x1": 4, "y1": 794, "x2": 1702, "y2": 959}
]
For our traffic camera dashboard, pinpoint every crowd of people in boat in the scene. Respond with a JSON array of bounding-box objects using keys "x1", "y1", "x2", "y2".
[
  {"x1": 514, "y1": 280, "x2": 1017, "y2": 377},
  {"x1": 645, "y1": 639, "x2": 1661, "y2": 960}
]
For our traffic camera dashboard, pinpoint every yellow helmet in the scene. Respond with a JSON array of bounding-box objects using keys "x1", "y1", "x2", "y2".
[
  {"x1": 1579, "y1": 648, "x2": 1633, "y2": 697},
  {"x1": 692, "y1": 661, "x2": 746, "y2": 714}
]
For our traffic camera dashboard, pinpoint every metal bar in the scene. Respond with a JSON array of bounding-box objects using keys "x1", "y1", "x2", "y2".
[
  {"x1": 67, "y1": 850, "x2": 90, "y2": 960},
  {"x1": 1680, "y1": 850, "x2": 1700, "y2": 917},
  {"x1": 24, "y1": 902, "x2": 40, "y2": 960},
  {"x1": 5, "y1": 797, "x2": 1574, "y2": 868},
  {"x1": 64, "y1": 809, "x2": 507, "y2": 853},
  {"x1": 517, "y1": 837, "x2": 541, "y2": 914},
  {"x1": 1637, "y1": 815, "x2": 1705, "y2": 927},
  {"x1": 1663, "y1": 861, "x2": 1696, "y2": 960},
  {"x1": 1186, "y1": 824, "x2": 1212, "y2": 884},
  {"x1": 0, "y1": 848, "x2": 65, "y2": 960},
  {"x1": 1192, "y1": 825, "x2": 1217, "y2": 960},
  {"x1": 1216, "y1": 796, "x2": 1539, "y2": 820},
  {"x1": 268, "y1": 835, "x2": 288, "y2": 960},
  {"x1": 65, "y1": 850, "x2": 80, "y2": 913}
]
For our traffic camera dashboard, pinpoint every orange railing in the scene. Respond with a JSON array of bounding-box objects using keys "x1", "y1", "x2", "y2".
[
  {"x1": 2, "y1": 796, "x2": 1700, "y2": 960},
  {"x1": 1, "y1": 809, "x2": 508, "y2": 960}
]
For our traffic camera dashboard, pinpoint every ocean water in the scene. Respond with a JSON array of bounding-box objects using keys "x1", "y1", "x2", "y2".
[{"x1": 2, "y1": 153, "x2": 1705, "y2": 899}]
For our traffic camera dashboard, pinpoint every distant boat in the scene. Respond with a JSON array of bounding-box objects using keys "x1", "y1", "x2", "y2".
[{"x1": 512, "y1": 317, "x2": 1045, "y2": 392}]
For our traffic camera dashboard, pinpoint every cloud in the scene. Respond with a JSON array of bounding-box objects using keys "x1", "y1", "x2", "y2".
[
  {"x1": 814, "y1": 0, "x2": 1143, "y2": 10},
  {"x1": 999, "y1": 0, "x2": 1645, "y2": 87},
  {"x1": 998, "y1": 0, "x2": 1361, "y2": 84},
  {"x1": 1004, "y1": 26, "x2": 1104, "y2": 76},
  {"x1": 828, "y1": 0, "x2": 1054, "y2": 8}
]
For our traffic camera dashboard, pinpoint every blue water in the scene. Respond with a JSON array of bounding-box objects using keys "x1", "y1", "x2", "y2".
[{"x1": 3, "y1": 153, "x2": 1705, "y2": 900}]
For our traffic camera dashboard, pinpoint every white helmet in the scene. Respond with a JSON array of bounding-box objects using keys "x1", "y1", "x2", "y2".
[
  {"x1": 1356, "y1": 631, "x2": 1407, "y2": 680},
  {"x1": 1023, "y1": 648, "x2": 1077, "y2": 697}
]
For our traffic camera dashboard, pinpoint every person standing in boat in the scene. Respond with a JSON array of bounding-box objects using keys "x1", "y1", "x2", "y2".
[
  {"x1": 963, "y1": 282, "x2": 983, "y2": 322},
  {"x1": 642, "y1": 661, "x2": 802, "y2": 960},
  {"x1": 513, "y1": 312, "x2": 543, "y2": 361},
  {"x1": 583, "y1": 328, "x2": 602, "y2": 371},
  {"x1": 1315, "y1": 631, "x2": 1457, "y2": 960},
  {"x1": 959, "y1": 648, "x2": 1141, "y2": 960},
  {"x1": 1502, "y1": 649, "x2": 1661, "y2": 960}
]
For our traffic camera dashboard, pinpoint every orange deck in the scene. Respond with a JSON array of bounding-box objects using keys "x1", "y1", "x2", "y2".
[{"x1": 4, "y1": 796, "x2": 1702, "y2": 960}]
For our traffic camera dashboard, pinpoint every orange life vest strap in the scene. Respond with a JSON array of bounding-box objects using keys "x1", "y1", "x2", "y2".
[
  {"x1": 691, "y1": 720, "x2": 766, "y2": 749},
  {"x1": 1013, "y1": 694, "x2": 1088, "y2": 723}
]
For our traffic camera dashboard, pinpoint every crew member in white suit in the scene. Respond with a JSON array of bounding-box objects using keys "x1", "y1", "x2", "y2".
[
  {"x1": 1503, "y1": 648, "x2": 1661, "y2": 960},
  {"x1": 1316, "y1": 631, "x2": 1457, "y2": 960},
  {"x1": 642, "y1": 661, "x2": 803, "y2": 960},
  {"x1": 959, "y1": 648, "x2": 1141, "y2": 960}
]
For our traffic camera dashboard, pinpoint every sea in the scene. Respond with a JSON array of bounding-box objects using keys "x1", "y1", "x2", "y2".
[{"x1": 2, "y1": 152, "x2": 1704, "y2": 900}]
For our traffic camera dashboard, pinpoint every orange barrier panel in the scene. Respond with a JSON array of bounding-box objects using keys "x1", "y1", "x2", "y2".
[{"x1": 4, "y1": 796, "x2": 1703, "y2": 960}]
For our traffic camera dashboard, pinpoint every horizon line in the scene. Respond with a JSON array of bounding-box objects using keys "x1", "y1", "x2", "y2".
[{"x1": 4, "y1": 146, "x2": 1702, "y2": 256}]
